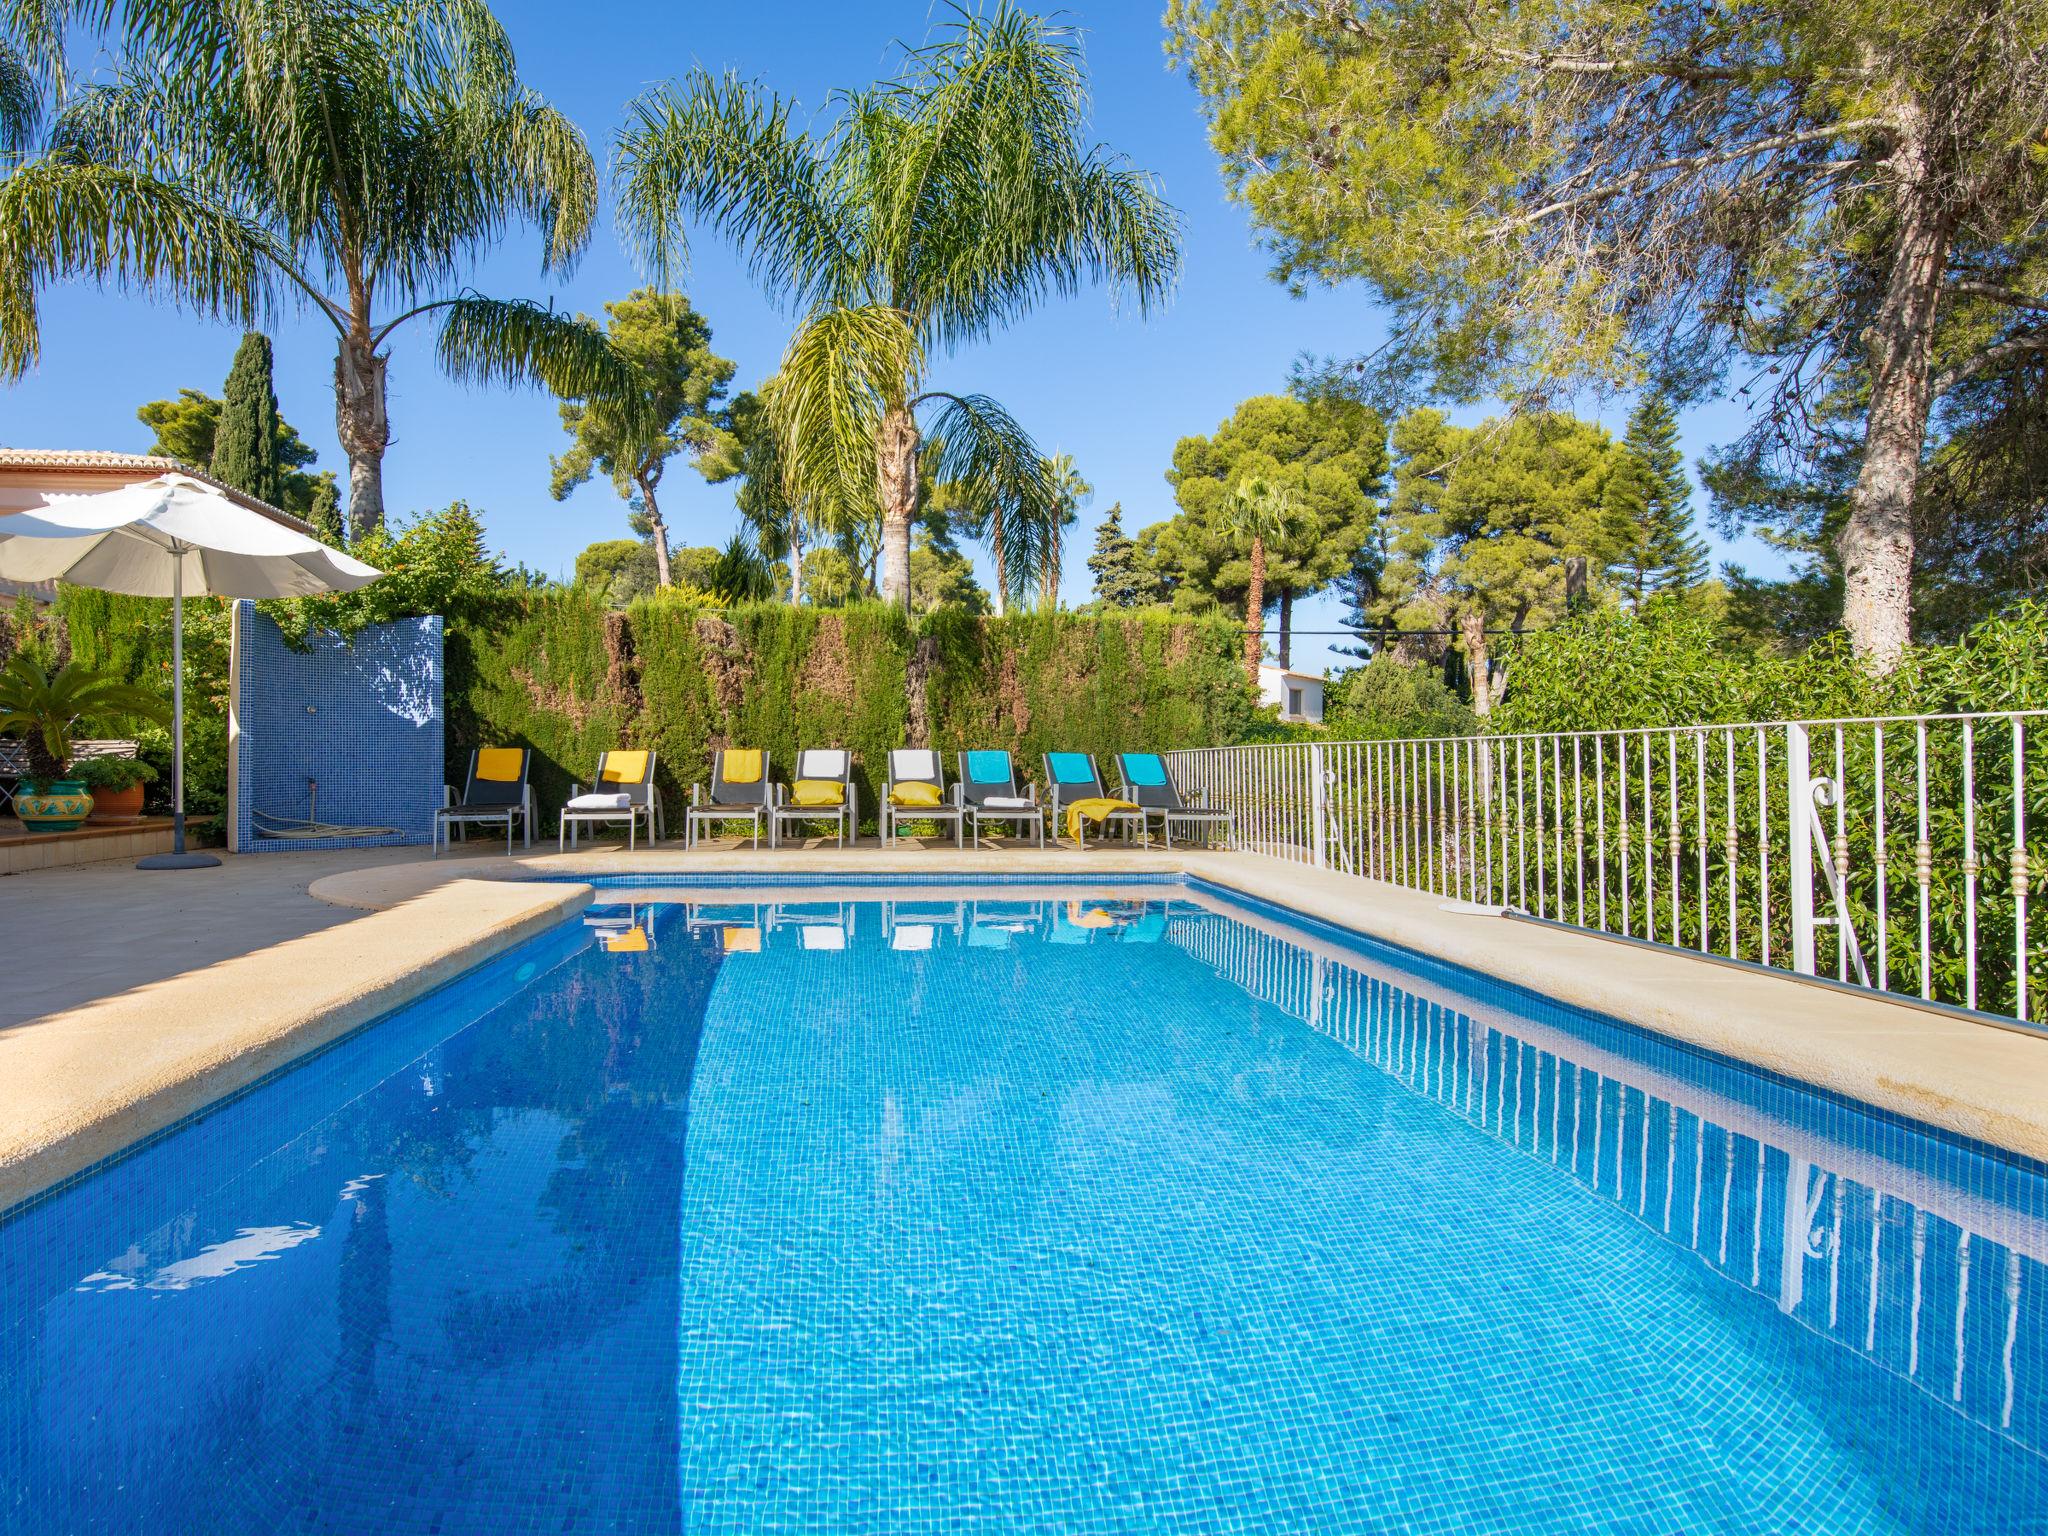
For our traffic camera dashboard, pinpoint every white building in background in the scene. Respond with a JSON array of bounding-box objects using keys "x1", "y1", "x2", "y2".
[{"x1": 1258, "y1": 665, "x2": 1324, "y2": 725}]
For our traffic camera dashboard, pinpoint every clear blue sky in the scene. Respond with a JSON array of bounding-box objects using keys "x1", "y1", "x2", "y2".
[{"x1": 4, "y1": 2, "x2": 1776, "y2": 674}]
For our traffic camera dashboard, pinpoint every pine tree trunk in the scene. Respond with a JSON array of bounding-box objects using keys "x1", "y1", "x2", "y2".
[
  {"x1": 637, "y1": 475, "x2": 673, "y2": 589},
  {"x1": 1460, "y1": 606, "x2": 1493, "y2": 720},
  {"x1": 1277, "y1": 589, "x2": 1293, "y2": 669},
  {"x1": 1840, "y1": 100, "x2": 1951, "y2": 674},
  {"x1": 1244, "y1": 536, "x2": 1266, "y2": 683},
  {"x1": 334, "y1": 330, "x2": 390, "y2": 542},
  {"x1": 875, "y1": 406, "x2": 918, "y2": 609}
]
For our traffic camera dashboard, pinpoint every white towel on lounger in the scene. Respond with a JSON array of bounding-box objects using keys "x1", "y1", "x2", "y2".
[
  {"x1": 566, "y1": 792, "x2": 632, "y2": 811},
  {"x1": 981, "y1": 796, "x2": 1034, "y2": 810}
]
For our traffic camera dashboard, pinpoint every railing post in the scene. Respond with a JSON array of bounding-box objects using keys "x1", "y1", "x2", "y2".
[
  {"x1": 1787, "y1": 722, "x2": 1818, "y2": 976},
  {"x1": 1309, "y1": 742, "x2": 1328, "y2": 869}
]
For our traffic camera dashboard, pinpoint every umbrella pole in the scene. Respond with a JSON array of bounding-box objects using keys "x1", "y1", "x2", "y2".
[{"x1": 139, "y1": 549, "x2": 220, "y2": 870}]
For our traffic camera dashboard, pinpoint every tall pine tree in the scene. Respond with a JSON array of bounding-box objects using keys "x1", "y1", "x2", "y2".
[
  {"x1": 1086, "y1": 502, "x2": 1143, "y2": 608},
  {"x1": 1605, "y1": 395, "x2": 1708, "y2": 609},
  {"x1": 211, "y1": 332, "x2": 285, "y2": 508}
]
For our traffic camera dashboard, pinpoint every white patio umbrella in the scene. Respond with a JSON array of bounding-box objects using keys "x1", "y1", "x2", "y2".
[{"x1": 0, "y1": 474, "x2": 382, "y2": 868}]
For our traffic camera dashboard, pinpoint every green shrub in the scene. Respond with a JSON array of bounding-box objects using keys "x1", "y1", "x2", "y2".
[{"x1": 1325, "y1": 655, "x2": 1479, "y2": 740}]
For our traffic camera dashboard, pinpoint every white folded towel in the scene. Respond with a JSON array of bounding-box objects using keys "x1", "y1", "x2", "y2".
[
  {"x1": 981, "y1": 796, "x2": 1035, "y2": 810},
  {"x1": 566, "y1": 792, "x2": 632, "y2": 811}
]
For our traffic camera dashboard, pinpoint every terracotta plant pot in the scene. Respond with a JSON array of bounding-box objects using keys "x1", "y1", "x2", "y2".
[
  {"x1": 86, "y1": 781, "x2": 146, "y2": 822},
  {"x1": 15, "y1": 780, "x2": 93, "y2": 833}
]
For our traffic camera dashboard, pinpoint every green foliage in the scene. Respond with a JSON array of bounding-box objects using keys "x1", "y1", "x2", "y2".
[
  {"x1": 909, "y1": 527, "x2": 988, "y2": 615},
  {"x1": 613, "y1": 2, "x2": 1180, "y2": 602},
  {"x1": 575, "y1": 540, "x2": 655, "y2": 608},
  {"x1": 1085, "y1": 503, "x2": 1143, "y2": 609},
  {"x1": 261, "y1": 503, "x2": 523, "y2": 649},
  {"x1": 211, "y1": 330, "x2": 285, "y2": 506},
  {"x1": 139, "y1": 368, "x2": 325, "y2": 516},
  {"x1": 23, "y1": 0, "x2": 619, "y2": 534},
  {"x1": 137, "y1": 388, "x2": 219, "y2": 466},
  {"x1": 708, "y1": 535, "x2": 776, "y2": 604},
  {"x1": 1158, "y1": 393, "x2": 1385, "y2": 615},
  {"x1": 1325, "y1": 656, "x2": 1478, "y2": 741},
  {"x1": 1496, "y1": 605, "x2": 1895, "y2": 734},
  {"x1": 800, "y1": 546, "x2": 870, "y2": 608},
  {"x1": 548, "y1": 289, "x2": 737, "y2": 570},
  {"x1": 0, "y1": 654, "x2": 171, "y2": 783},
  {"x1": 1379, "y1": 408, "x2": 1622, "y2": 632},
  {"x1": 456, "y1": 594, "x2": 1251, "y2": 834},
  {"x1": 1604, "y1": 395, "x2": 1708, "y2": 609},
  {"x1": 306, "y1": 472, "x2": 344, "y2": 545},
  {"x1": 71, "y1": 754, "x2": 157, "y2": 791}
]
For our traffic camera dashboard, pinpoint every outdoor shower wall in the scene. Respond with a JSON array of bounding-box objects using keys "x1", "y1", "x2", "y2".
[{"x1": 228, "y1": 602, "x2": 443, "y2": 852}]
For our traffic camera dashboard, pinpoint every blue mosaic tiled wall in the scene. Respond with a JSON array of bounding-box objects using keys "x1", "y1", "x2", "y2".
[{"x1": 231, "y1": 602, "x2": 443, "y2": 852}]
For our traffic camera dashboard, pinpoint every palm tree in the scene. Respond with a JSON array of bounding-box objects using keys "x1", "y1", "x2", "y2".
[
  {"x1": 1223, "y1": 475, "x2": 1296, "y2": 683},
  {"x1": 1, "y1": 0, "x2": 631, "y2": 538},
  {"x1": 1039, "y1": 453, "x2": 1091, "y2": 609},
  {"x1": 0, "y1": 655, "x2": 170, "y2": 784},
  {"x1": 614, "y1": 1, "x2": 1179, "y2": 610}
]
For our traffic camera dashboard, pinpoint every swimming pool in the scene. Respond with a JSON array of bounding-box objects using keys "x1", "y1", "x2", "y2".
[{"x1": 2, "y1": 880, "x2": 2044, "y2": 1533}]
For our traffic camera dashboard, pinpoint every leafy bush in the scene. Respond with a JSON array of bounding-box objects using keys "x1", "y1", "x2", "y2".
[
  {"x1": 1325, "y1": 655, "x2": 1479, "y2": 739},
  {"x1": 71, "y1": 755, "x2": 158, "y2": 791}
]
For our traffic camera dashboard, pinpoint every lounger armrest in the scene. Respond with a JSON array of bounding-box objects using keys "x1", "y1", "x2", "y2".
[{"x1": 690, "y1": 783, "x2": 703, "y2": 807}]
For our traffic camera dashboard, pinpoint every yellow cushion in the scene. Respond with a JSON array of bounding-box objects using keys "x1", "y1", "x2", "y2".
[
  {"x1": 475, "y1": 747, "x2": 524, "y2": 783},
  {"x1": 890, "y1": 781, "x2": 942, "y2": 808},
  {"x1": 721, "y1": 749, "x2": 763, "y2": 785},
  {"x1": 792, "y1": 779, "x2": 845, "y2": 808},
  {"x1": 600, "y1": 750, "x2": 650, "y2": 784}
]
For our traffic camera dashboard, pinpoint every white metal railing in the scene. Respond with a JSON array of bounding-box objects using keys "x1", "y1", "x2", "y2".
[{"x1": 1167, "y1": 710, "x2": 2048, "y2": 1026}]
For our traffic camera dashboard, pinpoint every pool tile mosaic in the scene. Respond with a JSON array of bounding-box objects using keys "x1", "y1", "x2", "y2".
[{"x1": 3, "y1": 889, "x2": 2045, "y2": 1533}]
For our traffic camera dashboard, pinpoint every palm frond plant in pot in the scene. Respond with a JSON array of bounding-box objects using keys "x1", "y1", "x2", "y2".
[
  {"x1": 73, "y1": 755, "x2": 160, "y2": 823},
  {"x1": 0, "y1": 657, "x2": 171, "y2": 831}
]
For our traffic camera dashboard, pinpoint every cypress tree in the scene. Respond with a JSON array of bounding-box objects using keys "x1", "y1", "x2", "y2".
[
  {"x1": 211, "y1": 331, "x2": 285, "y2": 507},
  {"x1": 1086, "y1": 502, "x2": 1143, "y2": 607},
  {"x1": 306, "y1": 472, "x2": 346, "y2": 547},
  {"x1": 1605, "y1": 394, "x2": 1709, "y2": 608}
]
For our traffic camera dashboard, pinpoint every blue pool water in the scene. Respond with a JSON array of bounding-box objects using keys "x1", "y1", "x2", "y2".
[{"x1": 3, "y1": 883, "x2": 2046, "y2": 1533}]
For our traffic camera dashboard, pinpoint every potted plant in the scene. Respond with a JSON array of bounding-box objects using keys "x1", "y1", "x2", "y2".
[
  {"x1": 74, "y1": 755, "x2": 160, "y2": 822},
  {"x1": 0, "y1": 656, "x2": 171, "y2": 832}
]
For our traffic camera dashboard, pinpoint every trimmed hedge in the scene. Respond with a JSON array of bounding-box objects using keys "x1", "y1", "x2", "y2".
[{"x1": 459, "y1": 594, "x2": 1254, "y2": 827}]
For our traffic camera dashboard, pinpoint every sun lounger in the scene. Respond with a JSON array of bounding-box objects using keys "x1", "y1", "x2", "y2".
[
  {"x1": 435, "y1": 747, "x2": 533, "y2": 855},
  {"x1": 881, "y1": 749, "x2": 965, "y2": 847},
  {"x1": 1116, "y1": 752, "x2": 1236, "y2": 850},
  {"x1": 957, "y1": 750, "x2": 1043, "y2": 848},
  {"x1": 772, "y1": 748, "x2": 857, "y2": 848},
  {"x1": 1042, "y1": 751, "x2": 1146, "y2": 848},
  {"x1": 686, "y1": 749, "x2": 770, "y2": 849},
  {"x1": 559, "y1": 749, "x2": 663, "y2": 850}
]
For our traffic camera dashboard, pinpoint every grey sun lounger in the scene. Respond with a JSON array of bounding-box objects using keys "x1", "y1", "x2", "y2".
[
  {"x1": 881, "y1": 748, "x2": 965, "y2": 847},
  {"x1": 1116, "y1": 752, "x2": 1236, "y2": 850},
  {"x1": 1042, "y1": 751, "x2": 1147, "y2": 848},
  {"x1": 435, "y1": 747, "x2": 534, "y2": 855},
  {"x1": 958, "y1": 750, "x2": 1043, "y2": 848},
  {"x1": 771, "y1": 748, "x2": 858, "y2": 848},
  {"x1": 559, "y1": 749, "x2": 663, "y2": 851},
  {"x1": 686, "y1": 749, "x2": 770, "y2": 849}
]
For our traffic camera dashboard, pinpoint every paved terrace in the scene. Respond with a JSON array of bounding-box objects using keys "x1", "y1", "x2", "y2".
[{"x1": 3, "y1": 837, "x2": 2046, "y2": 1213}]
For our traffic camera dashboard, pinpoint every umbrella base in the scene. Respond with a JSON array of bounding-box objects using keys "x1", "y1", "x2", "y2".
[{"x1": 137, "y1": 851, "x2": 223, "y2": 870}]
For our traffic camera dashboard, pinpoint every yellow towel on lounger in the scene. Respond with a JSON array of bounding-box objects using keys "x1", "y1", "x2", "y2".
[
  {"x1": 603, "y1": 926, "x2": 648, "y2": 953},
  {"x1": 721, "y1": 749, "x2": 763, "y2": 785},
  {"x1": 475, "y1": 747, "x2": 524, "y2": 782},
  {"x1": 890, "y1": 781, "x2": 942, "y2": 808},
  {"x1": 600, "y1": 750, "x2": 650, "y2": 784},
  {"x1": 792, "y1": 779, "x2": 845, "y2": 808},
  {"x1": 1063, "y1": 796, "x2": 1138, "y2": 843}
]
